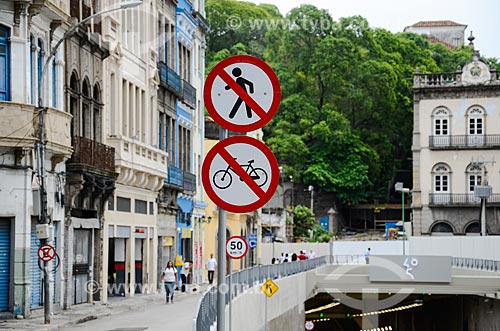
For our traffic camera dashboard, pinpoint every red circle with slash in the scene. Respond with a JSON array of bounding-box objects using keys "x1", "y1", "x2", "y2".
[
  {"x1": 38, "y1": 244, "x2": 56, "y2": 262},
  {"x1": 202, "y1": 136, "x2": 279, "y2": 213},
  {"x1": 204, "y1": 55, "x2": 281, "y2": 132}
]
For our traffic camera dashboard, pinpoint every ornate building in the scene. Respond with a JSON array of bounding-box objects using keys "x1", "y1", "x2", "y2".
[
  {"x1": 0, "y1": 0, "x2": 71, "y2": 318},
  {"x1": 412, "y1": 46, "x2": 500, "y2": 235}
]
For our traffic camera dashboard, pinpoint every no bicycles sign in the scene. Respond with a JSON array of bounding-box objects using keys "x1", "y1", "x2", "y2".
[{"x1": 202, "y1": 135, "x2": 279, "y2": 213}]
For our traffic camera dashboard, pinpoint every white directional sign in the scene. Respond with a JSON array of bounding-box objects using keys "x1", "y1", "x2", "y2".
[{"x1": 226, "y1": 236, "x2": 248, "y2": 259}]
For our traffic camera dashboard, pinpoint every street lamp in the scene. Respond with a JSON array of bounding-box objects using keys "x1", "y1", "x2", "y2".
[
  {"x1": 394, "y1": 182, "x2": 410, "y2": 255},
  {"x1": 35, "y1": 1, "x2": 143, "y2": 324},
  {"x1": 308, "y1": 185, "x2": 314, "y2": 215}
]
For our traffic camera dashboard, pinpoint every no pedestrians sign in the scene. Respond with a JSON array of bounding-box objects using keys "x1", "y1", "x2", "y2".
[{"x1": 204, "y1": 55, "x2": 281, "y2": 132}]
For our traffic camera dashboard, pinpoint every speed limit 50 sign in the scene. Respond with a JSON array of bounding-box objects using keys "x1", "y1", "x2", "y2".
[{"x1": 226, "y1": 236, "x2": 248, "y2": 259}]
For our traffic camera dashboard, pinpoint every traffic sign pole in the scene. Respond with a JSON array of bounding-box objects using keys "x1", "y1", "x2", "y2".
[{"x1": 217, "y1": 128, "x2": 227, "y2": 331}]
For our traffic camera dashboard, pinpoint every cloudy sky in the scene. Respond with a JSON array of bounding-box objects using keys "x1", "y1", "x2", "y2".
[{"x1": 244, "y1": 0, "x2": 500, "y2": 59}]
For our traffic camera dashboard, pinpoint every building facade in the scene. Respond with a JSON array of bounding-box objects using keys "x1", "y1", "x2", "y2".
[
  {"x1": 63, "y1": 0, "x2": 117, "y2": 307},
  {"x1": 101, "y1": 1, "x2": 167, "y2": 301},
  {"x1": 404, "y1": 20, "x2": 467, "y2": 48},
  {"x1": 0, "y1": 0, "x2": 71, "y2": 317},
  {"x1": 412, "y1": 49, "x2": 500, "y2": 236}
]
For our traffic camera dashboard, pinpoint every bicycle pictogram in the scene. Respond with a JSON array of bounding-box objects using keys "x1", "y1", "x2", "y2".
[{"x1": 213, "y1": 158, "x2": 268, "y2": 189}]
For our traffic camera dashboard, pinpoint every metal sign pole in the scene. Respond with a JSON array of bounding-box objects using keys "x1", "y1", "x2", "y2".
[
  {"x1": 217, "y1": 127, "x2": 227, "y2": 331},
  {"x1": 228, "y1": 258, "x2": 232, "y2": 331}
]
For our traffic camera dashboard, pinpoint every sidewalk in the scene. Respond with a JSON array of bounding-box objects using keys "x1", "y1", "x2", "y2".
[{"x1": 0, "y1": 284, "x2": 208, "y2": 331}]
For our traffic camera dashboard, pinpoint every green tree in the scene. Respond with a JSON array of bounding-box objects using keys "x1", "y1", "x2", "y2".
[{"x1": 292, "y1": 205, "x2": 316, "y2": 238}]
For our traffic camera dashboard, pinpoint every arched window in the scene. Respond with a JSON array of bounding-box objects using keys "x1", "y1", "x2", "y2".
[
  {"x1": 431, "y1": 107, "x2": 451, "y2": 147},
  {"x1": 37, "y1": 39, "x2": 44, "y2": 88},
  {"x1": 467, "y1": 106, "x2": 485, "y2": 146},
  {"x1": 93, "y1": 83, "x2": 102, "y2": 142},
  {"x1": 430, "y1": 222, "x2": 454, "y2": 235},
  {"x1": 464, "y1": 221, "x2": 480, "y2": 235},
  {"x1": 68, "y1": 71, "x2": 80, "y2": 138},
  {"x1": 0, "y1": 25, "x2": 10, "y2": 101},
  {"x1": 432, "y1": 163, "x2": 451, "y2": 204},
  {"x1": 466, "y1": 163, "x2": 483, "y2": 193},
  {"x1": 82, "y1": 78, "x2": 91, "y2": 139},
  {"x1": 30, "y1": 34, "x2": 35, "y2": 103}
]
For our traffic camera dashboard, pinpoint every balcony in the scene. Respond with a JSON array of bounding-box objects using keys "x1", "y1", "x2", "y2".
[
  {"x1": 429, "y1": 193, "x2": 500, "y2": 206},
  {"x1": 0, "y1": 102, "x2": 71, "y2": 156},
  {"x1": 70, "y1": 0, "x2": 101, "y2": 34},
  {"x1": 69, "y1": 136, "x2": 115, "y2": 173},
  {"x1": 183, "y1": 171, "x2": 196, "y2": 193},
  {"x1": 181, "y1": 79, "x2": 197, "y2": 109},
  {"x1": 429, "y1": 135, "x2": 500, "y2": 150},
  {"x1": 165, "y1": 166, "x2": 183, "y2": 187},
  {"x1": 192, "y1": 10, "x2": 210, "y2": 33},
  {"x1": 158, "y1": 61, "x2": 182, "y2": 97}
]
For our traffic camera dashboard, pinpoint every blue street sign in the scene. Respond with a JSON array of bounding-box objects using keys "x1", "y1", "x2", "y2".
[{"x1": 248, "y1": 233, "x2": 257, "y2": 248}]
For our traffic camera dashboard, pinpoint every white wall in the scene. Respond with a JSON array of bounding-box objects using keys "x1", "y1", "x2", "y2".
[{"x1": 261, "y1": 237, "x2": 500, "y2": 264}]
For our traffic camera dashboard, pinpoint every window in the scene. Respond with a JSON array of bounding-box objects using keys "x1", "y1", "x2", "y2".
[
  {"x1": 467, "y1": 106, "x2": 485, "y2": 146},
  {"x1": 464, "y1": 221, "x2": 480, "y2": 234},
  {"x1": 30, "y1": 34, "x2": 35, "y2": 103},
  {"x1": 116, "y1": 197, "x2": 131, "y2": 212},
  {"x1": 0, "y1": 25, "x2": 10, "y2": 101},
  {"x1": 433, "y1": 164, "x2": 450, "y2": 193},
  {"x1": 93, "y1": 84, "x2": 102, "y2": 142},
  {"x1": 52, "y1": 58, "x2": 57, "y2": 108},
  {"x1": 430, "y1": 222, "x2": 453, "y2": 234},
  {"x1": 466, "y1": 163, "x2": 483, "y2": 192},
  {"x1": 135, "y1": 199, "x2": 147, "y2": 214},
  {"x1": 149, "y1": 202, "x2": 154, "y2": 215},
  {"x1": 432, "y1": 107, "x2": 450, "y2": 146},
  {"x1": 68, "y1": 72, "x2": 79, "y2": 138},
  {"x1": 37, "y1": 39, "x2": 44, "y2": 89},
  {"x1": 82, "y1": 79, "x2": 91, "y2": 138}
]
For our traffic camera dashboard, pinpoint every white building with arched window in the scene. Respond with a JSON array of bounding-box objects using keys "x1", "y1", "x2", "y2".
[{"x1": 412, "y1": 49, "x2": 500, "y2": 236}]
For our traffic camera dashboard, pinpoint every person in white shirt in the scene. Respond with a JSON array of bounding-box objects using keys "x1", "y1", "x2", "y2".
[
  {"x1": 206, "y1": 254, "x2": 217, "y2": 285},
  {"x1": 161, "y1": 260, "x2": 177, "y2": 304},
  {"x1": 365, "y1": 247, "x2": 371, "y2": 264},
  {"x1": 309, "y1": 249, "x2": 316, "y2": 259}
]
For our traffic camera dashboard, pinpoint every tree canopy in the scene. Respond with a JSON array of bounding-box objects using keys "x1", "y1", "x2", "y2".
[{"x1": 205, "y1": 0, "x2": 499, "y2": 206}]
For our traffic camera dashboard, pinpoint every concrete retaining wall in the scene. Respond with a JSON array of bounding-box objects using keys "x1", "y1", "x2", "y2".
[{"x1": 225, "y1": 270, "x2": 317, "y2": 331}]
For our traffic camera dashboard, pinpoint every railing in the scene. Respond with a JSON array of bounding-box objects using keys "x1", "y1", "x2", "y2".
[
  {"x1": 69, "y1": 136, "x2": 115, "y2": 172},
  {"x1": 193, "y1": 257, "x2": 327, "y2": 331},
  {"x1": 182, "y1": 79, "x2": 197, "y2": 109},
  {"x1": 429, "y1": 193, "x2": 500, "y2": 206},
  {"x1": 183, "y1": 171, "x2": 196, "y2": 193},
  {"x1": 165, "y1": 166, "x2": 183, "y2": 187},
  {"x1": 158, "y1": 61, "x2": 182, "y2": 96},
  {"x1": 452, "y1": 257, "x2": 500, "y2": 272},
  {"x1": 414, "y1": 72, "x2": 459, "y2": 87},
  {"x1": 429, "y1": 135, "x2": 500, "y2": 149}
]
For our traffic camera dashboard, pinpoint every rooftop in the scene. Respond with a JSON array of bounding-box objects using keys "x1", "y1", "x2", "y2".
[{"x1": 406, "y1": 20, "x2": 467, "y2": 28}]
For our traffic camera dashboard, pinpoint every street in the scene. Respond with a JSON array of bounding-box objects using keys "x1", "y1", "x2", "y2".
[{"x1": 63, "y1": 290, "x2": 204, "y2": 331}]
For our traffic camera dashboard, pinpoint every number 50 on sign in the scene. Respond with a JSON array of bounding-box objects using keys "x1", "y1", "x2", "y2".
[{"x1": 226, "y1": 236, "x2": 248, "y2": 259}]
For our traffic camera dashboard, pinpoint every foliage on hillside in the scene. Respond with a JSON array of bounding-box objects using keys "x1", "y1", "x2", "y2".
[{"x1": 205, "y1": 0, "x2": 498, "y2": 205}]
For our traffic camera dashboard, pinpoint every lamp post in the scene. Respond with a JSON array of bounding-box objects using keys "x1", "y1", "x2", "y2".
[
  {"x1": 394, "y1": 182, "x2": 410, "y2": 255},
  {"x1": 35, "y1": 1, "x2": 142, "y2": 324},
  {"x1": 308, "y1": 185, "x2": 314, "y2": 215}
]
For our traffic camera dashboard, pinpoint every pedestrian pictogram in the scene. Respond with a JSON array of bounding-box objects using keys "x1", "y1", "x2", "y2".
[
  {"x1": 226, "y1": 236, "x2": 248, "y2": 259},
  {"x1": 202, "y1": 135, "x2": 279, "y2": 213},
  {"x1": 204, "y1": 55, "x2": 281, "y2": 132},
  {"x1": 305, "y1": 320, "x2": 315, "y2": 330},
  {"x1": 38, "y1": 244, "x2": 56, "y2": 262},
  {"x1": 261, "y1": 279, "x2": 278, "y2": 298}
]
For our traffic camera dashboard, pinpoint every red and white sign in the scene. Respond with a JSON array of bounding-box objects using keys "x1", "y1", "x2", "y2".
[
  {"x1": 226, "y1": 236, "x2": 248, "y2": 259},
  {"x1": 38, "y1": 244, "x2": 56, "y2": 262},
  {"x1": 305, "y1": 321, "x2": 315, "y2": 330},
  {"x1": 204, "y1": 55, "x2": 281, "y2": 132},
  {"x1": 202, "y1": 135, "x2": 279, "y2": 213}
]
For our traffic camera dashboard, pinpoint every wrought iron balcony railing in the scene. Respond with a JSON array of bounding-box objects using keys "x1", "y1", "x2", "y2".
[
  {"x1": 429, "y1": 193, "x2": 500, "y2": 206},
  {"x1": 183, "y1": 171, "x2": 196, "y2": 193},
  {"x1": 158, "y1": 61, "x2": 182, "y2": 97},
  {"x1": 181, "y1": 79, "x2": 197, "y2": 109},
  {"x1": 165, "y1": 166, "x2": 183, "y2": 187},
  {"x1": 429, "y1": 135, "x2": 500, "y2": 149},
  {"x1": 69, "y1": 136, "x2": 115, "y2": 173}
]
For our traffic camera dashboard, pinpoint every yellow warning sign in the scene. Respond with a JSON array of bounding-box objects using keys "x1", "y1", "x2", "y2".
[
  {"x1": 175, "y1": 255, "x2": 184, "y2": 267},
  {"x1": 261, "y1": 279, "x2": 278, "y2": 298}
]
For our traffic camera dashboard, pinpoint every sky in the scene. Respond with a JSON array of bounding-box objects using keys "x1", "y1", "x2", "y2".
[{"x1": 244, "y1": 0, "x2": 500, "y2": 59}]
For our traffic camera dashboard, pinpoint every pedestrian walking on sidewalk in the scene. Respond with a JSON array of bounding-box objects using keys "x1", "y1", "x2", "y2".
[
  {"x1": 206, "y1": 253, "x2": 217, "y2": 285},
  {"x1": 161, "y1": 260, "x2": 177, "y2": 304}
]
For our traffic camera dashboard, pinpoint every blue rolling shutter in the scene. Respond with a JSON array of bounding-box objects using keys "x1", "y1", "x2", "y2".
[
  {"x1": 30, "y1": 224, "x2": 41, "y2": 308},
  {"x1": 0, "y1": 220, "x2": 10, "y2": 312}
]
